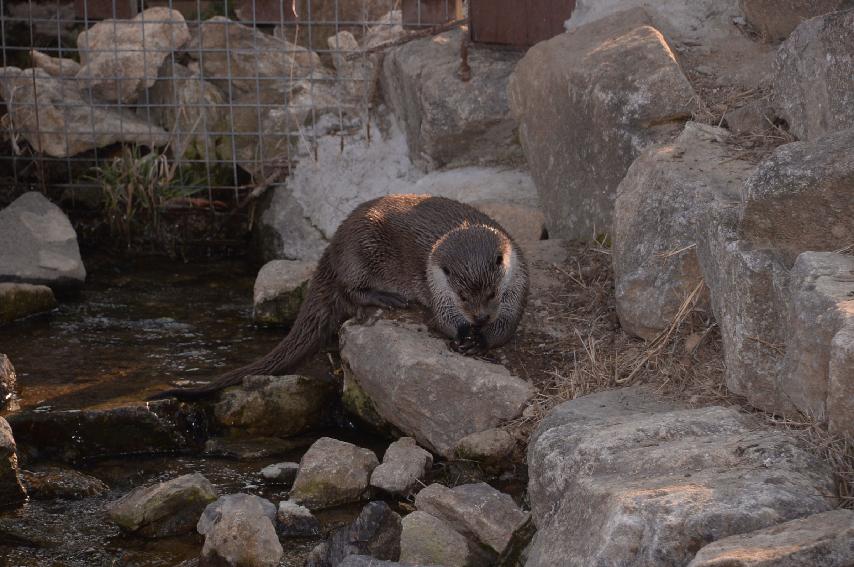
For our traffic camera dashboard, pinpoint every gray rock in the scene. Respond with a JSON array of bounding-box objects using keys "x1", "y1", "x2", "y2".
[
  {"x1": 198, "y1": 493, "x2": 283, "y2": 567},
  {"x1": 252, "y1": 260, "x2": 316, "y2": 325},
  {"x1": 347, "y1": 501, "x2": 403, "y2": 562},
  {"x1": 187, "y1": 16, "x2": 323, "y2": 97},
  {"x1": 723, "y1": 101, "x2": 777, "y2": 136},
  {"x1": 0, "y1": 355, "x2": 16, "y2": 412},
  {"x1": 260, "y1": 461, "x2": 299, "y2": 484},
  {"x1": 739, "y1": 0, "x2": 849, "y2": 42},
  {"x1": 8, "y1": 399, "x2": 206, "y2": 462},
  {"x1": 21, "y1": 467, "x2": 108, "y2": 500},
  {"x1": 140, "y1": 60, "x2": 227, "y2": 161},
  {"x1": 75, "y1": 7, "x2": 191, "y2": 103},
  {"x1": 382, "y1": 29, "x2": 524, "y2": 170},
  {"x1": 453, "y1": 428, "x2": 515, "y2": 466},
  {"x1": 509, "y1": 8, "x2": 696, "y2": 239},
  {"x1": 213, "y1": 374, "x2": 335, "y2": 438},
  {"x1": 370, "y1": 437, "x2": 433, "y2": 497},
  {"x1": 613, "y1": 123, "x2": 754, "y2": 339},
  {"x1": 30, "y1": 49, "x2": 80, "y2": 78},
  {"x1": 400, "y1": 511, "x2": 490, "y2": 567},
  {"x1": 340, "y1": 320, "x2": 534, "y2": 458},
  {"x1": 740, "y1": 128, "x2": 854, "y2": 265},
  {"x1": 0, "y1": 282, "x2": 57, "y2": 323},
  {"x1": 688, "y1": 508, "x2": 854, "y2": 566},
  {"x1": 783, "y1": 252, "x2": 854, "y2": 436},
  {"x1": 414, "y1": 483, "x2": 529, "y2": 556},
  {"x1": 339, "y1": 557, "x2": 436, "y2": 567},
  {"x1": 0, "y1": 67, "x2": 169, "y2": 157},
  {"x1": 526, "y1": 387, "x2": 837, "y2": 567},
  {"x1": 253, "y1": 184, "x2": 328, "y2": 263},
  {"x1": 0, "y1": 192, "x2": 85, "y2": 290},
  {"x1": 772, "y1": 9, "x2": 854, "y2": 140},
  {"x1": 276, "y1": 500, "x2": 320, "y2": 537},
  {"x1": 289, "y1": 437, "x2": 379, "y2": 509},
  {"x1": 0, "y1": 417, "x2": 27, "y2": 507},
  {"x1": 107, "y1": 473, "x2": 217, "y2": 538},
  {"x1": 203, "y1": 436, "x2": 313, "y2": 460}
]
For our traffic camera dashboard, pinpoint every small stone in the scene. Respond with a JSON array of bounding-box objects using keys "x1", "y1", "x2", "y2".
[
  {"x1": 30, "y1": 49, "x2": 80, "y2": 78},
  {"x1": 0, "y1": 355, "x2": 17, "y2": 411},
  {"x1": 289, "y1": 437, "x2": 379, "y2": 510},
  {"x1": 688, "y1": 509, "x2": 854, "y2": 566},
  {"x1": 107, "y1": 473, "x2": 217, "y2": 538},
  {"x1": 252, "y1": 260, "x2": 316, "y2": 325},
  {"x1": 0, "y1": 282, "x2": 57, "y2": 323},
  {"x1": 370, "y1": 437, "x2": 433, "y2": 497},
  {"x1": 723, "y1": 101, "x2": 775, "y2": 136},
  {"x1": 453, "y1": 428, "x2": 515, "y2": 466},
  {"x1": 400, "y1": 511, "x2": 491, "y2": 567},
  {"x1": 260, "y1": 461, "x2": 299, "y2": 484},
  {"x1": 415, "y1": 483, "x2": 530, "y2": 556},
  {"x1": 21, "y1": 467, "x2": 108, "y2": 500},
  {"x1": 198, "y1": 493, "x2": 282, "y2": 567},
  {"x1": 276, "y1": 500, "x2": 320, "y2": 537},
  {"x1": 213, "y1": 374, "x2": 335, "y2": 438}
]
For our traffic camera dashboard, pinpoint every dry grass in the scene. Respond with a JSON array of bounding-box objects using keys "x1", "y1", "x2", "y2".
[{"x1": 501, "y1": 240, "x2": 854, "y2": 508}]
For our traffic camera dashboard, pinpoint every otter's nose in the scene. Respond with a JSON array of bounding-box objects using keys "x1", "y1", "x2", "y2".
[{"x1": 473, "y1": 314, "x2": 490, "y2": 326}]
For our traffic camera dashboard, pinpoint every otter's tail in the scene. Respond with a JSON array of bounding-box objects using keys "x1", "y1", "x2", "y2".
[{"x1": 149, "y1": 261, "x2": 345, "y2": 401}]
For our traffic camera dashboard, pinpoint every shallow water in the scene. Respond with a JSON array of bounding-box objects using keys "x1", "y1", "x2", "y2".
[
  {"x1": 0, "y1": 255, "x2": 290, "y2": 410},
  {"x1": 0, "y1": 257, "x2": 367, "y2": 566}
]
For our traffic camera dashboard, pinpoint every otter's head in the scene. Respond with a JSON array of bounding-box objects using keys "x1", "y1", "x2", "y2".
[{"x1": 428, "y1": 223, "x2": 517, "y2": 327}]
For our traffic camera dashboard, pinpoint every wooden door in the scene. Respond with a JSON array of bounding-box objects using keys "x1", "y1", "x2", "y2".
[{"x1": 470, "y1": 0, "x2": 575, "y2": 47}]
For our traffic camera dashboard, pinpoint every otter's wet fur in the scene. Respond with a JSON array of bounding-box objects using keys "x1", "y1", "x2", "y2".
[{"x1": 152, "y1": 194, "x2": 529, "y2": 400}]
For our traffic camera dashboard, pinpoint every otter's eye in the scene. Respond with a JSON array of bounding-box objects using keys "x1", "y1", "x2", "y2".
[
  {"x1": 495, "y1": 255, "x2": 503, "y2": 266},
  {"x1": 459, "y1": 293, "x2": 469, "y2": 302},
  {"x1": 441, "y1": 267, "x2": 450, "y2": 276},
  {"x1": 487, "y1": 292, "x2": 496, "y2": 300}
]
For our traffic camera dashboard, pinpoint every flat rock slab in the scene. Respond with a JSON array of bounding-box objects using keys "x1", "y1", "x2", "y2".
[
  {"x1": 0, "y1": 283, "x2": 57, "y2": 323},
  {"x1": 108, "y1": 472, "x2": 217, "y2": 538},
  {"x1": 289, "y1": 437, "x2": 379, "y2": 510},
  {"x1": 203, "y1": 436, "x2": 313, "y2": 460},
  {"x1": 688, "y1": 509, "x2": 854, "y2": 566},
  {"x1": 414, "y1": 482, "x2": 529, "y2": 556},
  {"x1": 340, "y1": 320, "x2": 534, "y2": 458},
  {"x1": 509, "y1": 7, "x2": 695, "y2": 240},
  {"x1": 8, "y1": 399, "x2": 205, "y2": 462},
  {"x1": 213, "y1": 374, "x2": 335, "y2": 438},
  {"x1": 526, "y1": 387, "x2": 838, "y2": 567},
  {"x1": 772, "y1": 9, "x2": 854, "y2": 140},
  {"x1": 198, "y1": 493, "x2": 282, "y2": 567},
  {"x1": 0, "y1": 192, "x2": 86, "y2": 290},
  {"x1": 252, "y1": 260, "x2": 315, "y2": 325},
  {"x1": 21, "y1": 466, "x2": 108, "y2": 500}
]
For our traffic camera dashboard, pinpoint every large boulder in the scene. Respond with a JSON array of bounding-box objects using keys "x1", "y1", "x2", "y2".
[
  {"x1": 107, "y1": 473, "x2": 217, "y2": 538},
  {"x1": 0, "y1": 192, "x2": 85, "y2": 290},
  {"x1": 772, "y1": 9, "x2": 854, "y2": 141},
  {"x1": 0, "y1": 283, "x2": 57, "y2": 324},
  {"x1": 739, "y1": 0, "x2": 850, "y2": 42},
  {"x1": 213, "y1": 374, "x2": 336, "y2": 437},
  {"x1": 782, "y1": 252, "x2": 854, "y2": 437},
  {"x1": 381, "y1": 29, "x2": 524, "y2": 170},
  {"x1": 740, "y1": 128, "x2": 854, "y2": 264},
  {"x1": 8, "y1": 399, "x2": 206, "y2": 462},
  {"x1": 613, "y1": 123, "x2": 754, "y2": 339},
  {"x1": 526, "y1": 387, "x2": 837, "y2": 567},
  {"x1": 508, "y1": 8, "x2": 696, "y2": 240},
  {"x1": 0, "y1": 417, "x2": 27, "y2": 507},
  {"x1": 289, "y1": 437, "x2": 379, "y2": 509},
  {"x1": 688, "y1": 509, "x2": 854, "y2": 566},
  {"x1": 414, "y1": 483, "x2": 530, "y2": 557},
  {"x1": 198, "y1": 493, "x2": 282, "y2": 567},
  {"x1": 252, "y1": 260, "x2": 315, "y2": 325},
  {"x1": 340, "y1": 320, "x2": 534, "y2": 457},
  {"x1": 0, "y1": 67, "x2": 169, "y2": 157},
  {"x1": 75, "y1": 7, "x2": 190, "y2": 103}
]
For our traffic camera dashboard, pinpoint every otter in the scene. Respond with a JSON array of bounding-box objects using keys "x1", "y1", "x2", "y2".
[{"x1": 152, "y1": 194, "x2": 529, "y2": 400}]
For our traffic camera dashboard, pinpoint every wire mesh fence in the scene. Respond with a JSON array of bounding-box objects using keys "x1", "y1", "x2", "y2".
[{"x1": 0, "y1": 0, "x2": 462, "y2": 216}]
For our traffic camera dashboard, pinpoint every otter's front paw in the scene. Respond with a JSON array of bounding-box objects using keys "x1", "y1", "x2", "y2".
[{"x1": 451, "y1": 332, "x2": 488, "y2": 356}]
